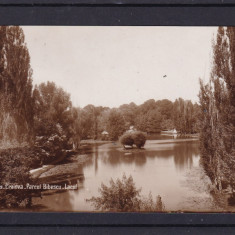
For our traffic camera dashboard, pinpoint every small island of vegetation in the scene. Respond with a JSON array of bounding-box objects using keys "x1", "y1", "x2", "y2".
[{"x1": 120, "y1": 131, "x2": 147, "y2": 149}]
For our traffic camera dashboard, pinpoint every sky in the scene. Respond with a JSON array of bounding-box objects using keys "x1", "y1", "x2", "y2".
[{"x1": 22, "y1": 26, "x2": 217, "y2": 108}]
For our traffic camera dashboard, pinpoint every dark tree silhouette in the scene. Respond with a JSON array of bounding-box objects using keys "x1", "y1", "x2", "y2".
[
  {"x1": 0, "y1": 26, "x2": 34, "y2": 145},
  {"x1": 199, "y1": 27, "x2": 235, "y2": 191}
]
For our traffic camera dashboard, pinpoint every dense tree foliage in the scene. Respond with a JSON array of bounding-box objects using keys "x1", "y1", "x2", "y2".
[
  {"x1": 33, "y1": 82, "x2": 76, "y2": 155},
  {"x1": 34, "y1": 82, "x2": 72, "y2": 137},
  {"x1": 106, "y1": 109, "x2": 126, "y2": 141},
  {"x1": 199, "y1": 27, "x2": 235, "y2": 192},
  {"x1": 173, "y1": 98, "x2": 199, "y2": 134},
  {"x1": 97, "y1": 108, "x2": 110, "y2": 135},
  {"x1": 0, "y1": 26, "x2": 34, "y2": 145},
  {"x1": 82, "y1": 105, "x2": 105, "y2": 139}
]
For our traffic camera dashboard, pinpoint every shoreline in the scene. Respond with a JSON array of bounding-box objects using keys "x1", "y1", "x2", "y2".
[
  {"x1": 36, "y1": 154, "x2": 90, "y2": 181},
  {"x1": 30, "y1": 141, "x2": 107, "y2": 181},
  {"x1": 30, "y1": 151, "x2": 90, "y2": 180}
]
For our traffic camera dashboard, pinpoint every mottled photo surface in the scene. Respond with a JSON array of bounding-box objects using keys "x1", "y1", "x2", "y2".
[{"x1": 0, "y1": 26, "x2": 234, "y2": 212}]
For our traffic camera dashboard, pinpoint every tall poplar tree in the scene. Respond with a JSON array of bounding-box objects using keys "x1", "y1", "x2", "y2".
[
  {"x1": 0, "y1": 26, "x2": 34, "y2": 145},
  {"x1": 199, "y1": 27, "x2": 235, "y2": 191}
]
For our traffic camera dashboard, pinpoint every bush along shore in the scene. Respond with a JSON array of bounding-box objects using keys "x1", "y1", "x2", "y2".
[
  {"x1": 0, "y1": 133, "x2": 109, "y2": 210},
  {"x1": 0, "y1": 133, "x2": 76, "y2": 209}
]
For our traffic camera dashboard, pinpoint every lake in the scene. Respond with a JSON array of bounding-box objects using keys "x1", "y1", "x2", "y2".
[{"x1": 32, "y1": 134, "x2": 214, "y2": 212}]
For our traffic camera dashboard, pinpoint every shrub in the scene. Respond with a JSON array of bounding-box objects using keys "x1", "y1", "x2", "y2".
[
  {"x1": 87, "y1": 174, "x2": 141, "y2": 211},
  {"x1": 87, "y1": 174, "x2": 165, "y2": 212},
  {"x1": 0, "y1": 131, "x2": 70, "y2": 209},
  {"x1": 120, "y1": 133, "x2": 134, "y2": 148},
  {"x1": 132, "y1": 131, "x2": 146, "y2": 148},
  {"x1": 119, "y1": 131, "x2": 147, "y2": 149},
  {"x1": 0, "y1": 147, "x2": 42, "y2": 209},
  {"x1": 34, "y1": 133, "x2": 70, "y2": 164}
]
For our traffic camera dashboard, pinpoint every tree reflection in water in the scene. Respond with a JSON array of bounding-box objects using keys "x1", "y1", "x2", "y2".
[
  {"x1": 173, "y1": 141, "x2": 199, "y2": 170},
  {"x1": 97, "y1": 148, "x2": 147, "y2": 167},
  {"x1": 91, "y1": 140, "x2": 199, "y2": 172}
]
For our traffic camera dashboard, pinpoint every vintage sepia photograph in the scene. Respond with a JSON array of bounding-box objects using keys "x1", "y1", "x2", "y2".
[{"x1": 0, "y1": 26, "x2": 234, "y2": 212}]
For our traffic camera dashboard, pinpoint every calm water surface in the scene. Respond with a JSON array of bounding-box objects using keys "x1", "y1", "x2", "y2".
[{"x1": 33, "y1": 135, "x2": 207, "y2": 211}]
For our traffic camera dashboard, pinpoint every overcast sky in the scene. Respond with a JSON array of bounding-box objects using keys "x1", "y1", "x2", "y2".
[{"x1": 22, "y1": 26, "x2": 217, "y2": 108}]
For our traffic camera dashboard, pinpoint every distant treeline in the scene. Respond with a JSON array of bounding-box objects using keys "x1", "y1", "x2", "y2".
[
  {"x1": 199, "y1": 27, "x2": 235, "y2": 193},
  {"x1": 87, "y1": 97, "x2": 200, "y2": 141},
  {"x1": 0, "y1": 26, "x2": 201, "y2": 149}
]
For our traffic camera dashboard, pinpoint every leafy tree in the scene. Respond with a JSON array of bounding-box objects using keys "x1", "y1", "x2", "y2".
[
  {"x1": 135, "y1": 115, "x2": 147, "y2": 132},
  {"x1": 135, "y1": 109, "x2": 162, "y2": 133},
  {"x1": 155, "y1": 99, "x2": 174, "y2": 130},
  {"x1": 134, "y1": 99, "x2": 175, "y2": 132},
  {"x1": 97, "y1": 108, "x2": 110, "y2": 135},
  {"x1": 156, "y1": 99, "x2": 173, "y2": 120},
  {"x1": 173, "y1": 98, "x2": 197, "y2": 134},
  {"x1": 145, "y1": 109, "x2": 162, "y2": 133},
  {"x1": 192, "y1": 103, "x2": 201, "y2": 133},
  {"x1": 161, "y1": 118, "x2": 174, "y2": 130},
  {"x1": 34, "y1": 81, "x2": 72, "y2": 138},
  {"x1": 199, "y1": 27, "x2": 235, "y2": 191},
  {"x1": 33, "y1": 81, "x2": 74, "y2": 156},
  {"x1": 119, "y1": 102, "x2": 138, "y2": 128},
  {"x1": 107, "y1": 109, "x2": 126, "y2": 141},
  {"x1": 138, "y1": 99, "x2": 156, "y2": 114},
  {"x1": 83, "y1": 105, "x2": 104, "y2": 139},
  {"x1": 0, "y1": 26, "x2": 34, "y2": 145},
  {"x1": 67, "y1": 107, "x2": 81, "y2": 150},
  {"x1": 199, "y1": 80, "x2": 216, "y2": 183},
  {"x1": 77, "y1": 108, "x2": 94, "y2": 139}
]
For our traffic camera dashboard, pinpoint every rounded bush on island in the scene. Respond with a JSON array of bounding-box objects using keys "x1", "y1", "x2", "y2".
[
  {"x1": 120, "y1": 131, "x2": 146, "y2": 149},
  {"x1": 132, "y1": 131, "x2": 146, "y2": 149},
  {"x1": 120, "y1": 133, "x2": 134, "y2": 148}
]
